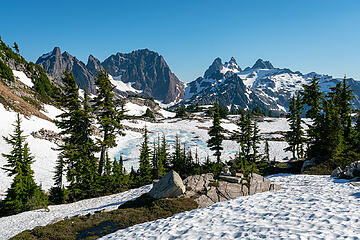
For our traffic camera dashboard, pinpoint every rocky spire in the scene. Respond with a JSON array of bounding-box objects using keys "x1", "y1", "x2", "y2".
[
  {"x1": 252, "y1": 59, "x2": 274, "y2": 69},
  {"x1": 204, "y1": 57, "x2": 223, "y2": 78}
]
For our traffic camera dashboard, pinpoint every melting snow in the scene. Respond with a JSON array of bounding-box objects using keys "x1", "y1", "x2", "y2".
[
  {"x1": 12, "y1": 70, "x2": 33, "y2": 87},
  {"x1": 101, "y1": 175, "x2": 360, "y2": 240}
]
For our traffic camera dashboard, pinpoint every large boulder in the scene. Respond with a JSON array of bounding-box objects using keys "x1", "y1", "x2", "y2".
[
  {"x1": 148, "y1": 170, "x2": 186, "y2": 199},
  {"x1": 183, "y1": 173, "x2": 281, "y2": 208},
  {"x1": 301, "y1": 158, "x2": 316, "y2": 173},
  {"x1": 332, "y1": 161, "x2": 360, "y2": 180}
]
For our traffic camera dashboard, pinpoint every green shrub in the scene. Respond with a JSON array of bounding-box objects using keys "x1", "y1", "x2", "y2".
[{"x1": 0, "y1": 59, "x2": 14, "y2": 82}]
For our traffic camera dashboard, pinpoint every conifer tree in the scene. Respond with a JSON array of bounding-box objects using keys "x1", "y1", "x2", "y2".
[
  {"x1": 1, "y1": 114, "x2": 46, "y2": 215},
  {"x1": 329, "y1": 77, "x2": 353, "y2": 142},
  {"x1": 172, "y1": 134, "x2": 184, "y2": 174},
  {"x1": 138, "y1": 126, "x2": 152, "y2": 185},
  {"x1": 285, "y1": 93, "x2": 305, "y2": 159},
  {"x1": 54, "y1": 71, "x2": 83, "y2": 199},
  {"x1": 263, "y1": 140, "x2": 270, "y2": 162},
  {"x1": 12, "y1": 42, "x2": 19, "y2": 54},
  {"x1": 54, "y1": 72, "x2": 98, "y2": 200},
  {"x1": 251, "y1": 120, "x2": 261, "y2": 162},
  {"x1": 92, "y1": 70, "x2": 124, "y2": 175},
  {"x1": 301, "y1": 75, "x2": 323, "y2": 159},
  {"x1": 159, "y1": 134, "x2": 168, "y2": 169},
  {"x1": 207, "y1": 101, "x2": 225, "y2": 164},
  {"x1": 236, "y1": 112, "x2": 253, "y2": 162},
  {"x1": 77, "y1": 89, "x2": 99, "y2": 197}
]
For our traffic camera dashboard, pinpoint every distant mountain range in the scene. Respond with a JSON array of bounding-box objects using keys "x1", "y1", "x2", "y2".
[
  {"x1": 183, "y1": 57, "x2": 360, "y2": 113},
  {"x1": 37, "y1": 47, "x2": 360, "y2": 112},
  {"x1": 36, "y1": 48, "x2": 185, "y2": 104}
]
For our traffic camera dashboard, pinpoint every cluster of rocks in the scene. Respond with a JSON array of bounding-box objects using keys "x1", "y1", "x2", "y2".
[
  {"x1": 148, "y1": 170, "x2": 281, "y2": 208},
  {"x1": 331, "y1": 161, "x2": 360, "y2": 182},
  {"x1": 31, "y1": 128, "x2": 63, "y2": 145}
]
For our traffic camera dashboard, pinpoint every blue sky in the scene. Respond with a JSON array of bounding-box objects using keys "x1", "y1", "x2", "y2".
[{"x1": 1, "y1": 0, "x2": 360, "y2": 82}]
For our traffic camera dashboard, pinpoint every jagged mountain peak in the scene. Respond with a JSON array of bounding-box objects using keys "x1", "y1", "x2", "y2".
[
  {"x1": 204, "y1": 57, "x2": 223, "y2": 78},
  {"x1": 252, "y1": 58, "x2": 274, "y2": 69},
  {"x1": 224, "y1": 57, "x2": 242, "y2": 73},
  {"x1": 52, "y1": 47, "x2": 61, "y2": 56}
]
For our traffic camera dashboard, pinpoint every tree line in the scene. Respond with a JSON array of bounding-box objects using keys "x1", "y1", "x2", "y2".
[{"x1": 285, "y1": 76, "x2": 360, "y2": 172}]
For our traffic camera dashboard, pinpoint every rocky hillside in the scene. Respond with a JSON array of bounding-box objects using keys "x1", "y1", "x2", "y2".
[
  {"x1": 183, "y1": 57, "x2": 360, "y2": 113},
  {"x1": 37, "y1": 48, "x2": 185, "y2": 104},
  {"x1": 0, "y1": 39, "x2": 56, "y2": 120}
]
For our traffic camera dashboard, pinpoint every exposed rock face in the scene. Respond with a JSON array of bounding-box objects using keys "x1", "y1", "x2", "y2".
[
  {"x1": 36, "y1": 47, "x2": 96, "y2": 93},
  {"x1": 86, "y1": 55, "x2": 103, "y2": 76},
  {"x1": 37, "y1": 48, "x2": 185, "y2": 103},
  {"x1": 332, "y1": 161, "x2": 360, "y2": 180},
  {"x1": 102, "y1": 49, "x2": 184, "y2": 103},
  {"x1": 301, "y1": 158, "x2": 316, "y2": 173},
  {"x1": 148, "y1": 170, "x2": 186, "y2": 199},
  {"x1": 183, "y1": 173, "x2": 281, "y2": 208},
  {"x1": 204, "y1": 57, "x2": 224, "y2": 79},
  {"x1": 251, "y1": 58, "x2": 274, "y2": 69}
]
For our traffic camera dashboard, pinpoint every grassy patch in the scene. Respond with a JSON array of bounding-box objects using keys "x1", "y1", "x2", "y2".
[
  {"x1": 21, "y1": 96, "x2": 42, "y2": 110},
  {"x1": 11, "y1": 194, "x2": 198, "y2": 240}
]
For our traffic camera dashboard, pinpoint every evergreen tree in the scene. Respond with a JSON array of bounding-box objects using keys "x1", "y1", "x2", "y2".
[
  {"x1": 207, "y1": 101, "x2": 225, "y2": 164},
  {"x1": 92, "y1": 70, "x2": 124, "y2": 175},
  {"x1": 138, "y1": 126, "x2": 152, "y2": 185},
  {"x1": 77, "y1": 89, "x2": 99, "y2": 197},
  {"x1": 236, "y1": 112, "x2": 253, "y2": 163},
  {"x1": 172, "y1": 134, "x2": 185, "y2": 174},
  {"x1": 285, "y1": 93, "x2": 305, "y2": 159},
  {"x1": 159, "y1": 134, "x2": 169, "y2": 169},
  {"x1": 54, "y1": 72, "x2": 98, "y2": 200},
  {"x1": 263, "y1": 140, "x2": 270, "y2": 162},
  {"x1": 329, "y1": 77, "x2": 353, "y2": 142},
  {"x1": 12, "y1": 42, "x2": 19, "y2": 54},
  {"x1": 301, "y1": 75, "x2": 323, "y2": 159},
  {"x1": 1, "y1": 114, "x2": 46, "y2": 215},
  {"x1": 251, "y1": 120, "x2": 261, "y2": 162},
  {"x1": 54, "y1": 71, "x2": 82, "y2": 199}
]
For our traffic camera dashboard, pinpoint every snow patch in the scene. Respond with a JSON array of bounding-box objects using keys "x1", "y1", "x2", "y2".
[{"x1": 12, "y1": 70, "x2": 33, "y2": 87}]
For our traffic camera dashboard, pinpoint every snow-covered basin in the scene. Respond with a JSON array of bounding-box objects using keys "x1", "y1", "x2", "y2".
[
  {"x1": 110, "y1": 117, "x2": 296, "y2": 172},
  {"x1": 0, "y1": 185, "x2": 152, "y2": 239},
  {"x1": 102, "y1": 175, "x2": 360, "y2": 240}
]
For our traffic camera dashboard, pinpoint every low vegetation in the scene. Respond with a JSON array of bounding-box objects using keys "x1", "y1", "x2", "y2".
[{"x1": 11, "y1": 194, "x2": 198, "y2": 240}]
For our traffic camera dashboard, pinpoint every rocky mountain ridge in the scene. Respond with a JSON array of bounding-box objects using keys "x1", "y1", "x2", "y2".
[
  {"x1": 183, "y1": 57, "x2": 360, "y2": 113},
  {"x1": 37, "y1": 48, "x2": 185, "y2": 104}
]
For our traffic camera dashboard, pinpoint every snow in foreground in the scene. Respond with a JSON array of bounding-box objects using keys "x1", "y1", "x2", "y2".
[
  {"x1": 0, "y1": 185, "x2": 151, "y2": 239},
  {"x1": 102, "y1": 175, "x2": 360, "y2": 240}
]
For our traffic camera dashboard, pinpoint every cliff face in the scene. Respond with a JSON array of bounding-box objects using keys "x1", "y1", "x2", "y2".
[
  {"x1": 102, "y1": 49, "x2": 184, "y2": 103},
  {"x1": 36, "y1": 47, "x2": 96, "y2": 92},
  {"x1": 37, "y1": 48, "x2": 185, "y2": 103}
]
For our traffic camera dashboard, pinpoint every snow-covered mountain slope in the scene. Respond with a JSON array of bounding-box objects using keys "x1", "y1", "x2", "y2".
[
  {"x1": 0, "y1": 184, "x2": 152, "y2": 239},
  {"x1": 0, "y1": 104, "x2": 61, "y2": 198},
  {"x1": 108, "y1": 74, "x2": 142, "y2": 95},
  {"x1": 101, "y1": 174, "x2": 360, "y2": 240},
  {"x1": 183, "y1": 58, "x2": 360, "y2": 113}
]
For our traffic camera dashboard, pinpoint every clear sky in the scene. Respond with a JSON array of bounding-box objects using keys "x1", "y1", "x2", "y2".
[{"x1": 1, "y1": 0, "x2": 359, "y2": 82}]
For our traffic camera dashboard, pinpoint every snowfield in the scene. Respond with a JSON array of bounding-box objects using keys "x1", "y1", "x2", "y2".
[
  {"x1": 101, "y1": 175, "x2": 360, "y2": 240},
  {"x1": 1, "y1": 175, "x2": 359, "y2": 239},
  {"x1": 0, "y1": 185, "x2": 152, "y2": 239},
  {"x1": 0, "y1": 102, "x2": 295, "y2": 198}
]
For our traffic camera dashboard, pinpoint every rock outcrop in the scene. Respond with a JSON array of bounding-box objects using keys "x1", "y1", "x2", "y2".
[
  {"x1": 148, "y1": 170, "x2": 186, "y2": 199},
  {"x1": 183, "y1": 173, "x2": 281, "y2": 208},
  {"x1": 331, "y1": 161, "x2": 360, "y2": 180}
]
